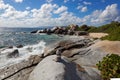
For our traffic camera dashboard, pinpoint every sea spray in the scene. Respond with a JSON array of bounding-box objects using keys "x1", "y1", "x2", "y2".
[{"x1": 0, "y1": 41, "x2": 46, "y2": 68}]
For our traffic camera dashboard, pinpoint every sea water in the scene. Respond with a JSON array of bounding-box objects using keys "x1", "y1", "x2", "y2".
[
  {"x1": 0, "y1": 27, "x2": 84, "y2": 68},
  {"x1": 0, "y1": 27, "x2": 64, "y2": 68}
]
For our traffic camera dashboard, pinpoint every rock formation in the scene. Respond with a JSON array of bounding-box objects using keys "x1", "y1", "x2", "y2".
[
  {"x1": 0, "y1": 37, "x2": 118, "y2": 80},
  {"x1": 28, "y1": 55, "x2": 92, "y2": 80}
]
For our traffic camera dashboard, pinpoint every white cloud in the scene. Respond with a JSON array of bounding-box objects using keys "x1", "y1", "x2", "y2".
[
  {"x1": 54, "y1": 6, "x2": 68, "y2": 14},
  {"x1": 81, "y1": 6, "x2": 87, "y2": 12},
  {"x1": 14, "y1": 0, "x2": 23, "y2": 3},
  {"x1": 77, "y1": 5, "x2": 83, "y2": 10},
  {"x1": 0, "y1": 1, "x2": 120, "y2": 27},
  {"x1": 64, "y1": 0, "x2": 69, "y2": 3},
  {"x1": 83, "y1": 1, "x2": 92, "y2": 5},
  {"x1": 46, "y1": 0, "x2": 53, "y2": 3},
  {"x1": 91, "y1": 4, "x2": 119, "y2": 24},
  {"x1": 0, "y1": 0, "x2": 10, "y2": 9},
  {"x1": 26, "y1": 7, "x2": 31, "y2": 10}
]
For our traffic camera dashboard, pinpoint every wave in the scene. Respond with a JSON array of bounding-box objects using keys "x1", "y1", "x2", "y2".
[{"x1": 0, "y1": 41, "x2": 46, "y2": 68}]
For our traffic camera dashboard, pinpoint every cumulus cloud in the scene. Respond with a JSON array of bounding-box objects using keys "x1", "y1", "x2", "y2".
[
  {"x1": 91, "y1": 4, "x2": 119, "y2": 24},
  {"x1": 0, "y1": 0, "x2": 120, "y2": 27},
  {"x1": 54, "y1": 6, "x2": 68, "y2": 14},
  {"x1": 83, "y1": 1, "x2": 91, "y2": 5},
  {"x1": 77, "y1": 5, "x2": 87, "y2": 12},
  {"x1": 81, "y1": 6, "x2": 87, "y2": 12},
  {"x1": 14, "y1": 0, "x2": 23, "y2": 3}
]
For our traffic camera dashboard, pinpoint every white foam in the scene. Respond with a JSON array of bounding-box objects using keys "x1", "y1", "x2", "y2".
[{"x1": 0, "y1": 41, "x2": 46, "y2": 68}]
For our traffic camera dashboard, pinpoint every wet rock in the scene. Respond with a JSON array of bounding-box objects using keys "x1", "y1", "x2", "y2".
[
  {"x1": 7, "y1": 49, "x2": 19, "y2": 58},
  {"x1": 17, "y1": 45, "x2": 23, "y2": 48},
  {"x1": 31, "y1": 30, "x2": 38, "y2": 33},
  {"x1": 8, "y1": 46, "x2": 13, "y2": 49}
]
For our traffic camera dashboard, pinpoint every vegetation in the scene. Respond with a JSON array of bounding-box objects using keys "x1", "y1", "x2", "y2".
[
  {"x1": 65, "y1": 21, "x2": 120, "y2": 41},
  {"x1": 80, "y1": 21, "x2": 120, "y2": 41},
  {"x1": 96, "y1": 54, "x2": 120, "y2": 80}
]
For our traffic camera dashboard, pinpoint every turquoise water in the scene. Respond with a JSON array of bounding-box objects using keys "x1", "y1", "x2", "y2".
[{"x1": 0, "y1": 28, "x2": 62, "y2": 47}]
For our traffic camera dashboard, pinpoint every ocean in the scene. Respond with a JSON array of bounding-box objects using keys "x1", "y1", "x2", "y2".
[
  {"x1": 0, "y1": 27, "x2": 65, "y2": 67},
  {"x1": 0, "y1": 27, "x2": 63, "y2": 47},
  {"x1": 0, "y1": 27, "x2": 84, "y2": 68}
]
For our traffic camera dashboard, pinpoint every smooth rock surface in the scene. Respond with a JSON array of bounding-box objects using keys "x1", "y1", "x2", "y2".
[
  {"x1": 0, "y1": 55, "x2": 43, "y2": 80},
  {"x1": 28, "y1": 55, "x2": 93, "y2": 80}
]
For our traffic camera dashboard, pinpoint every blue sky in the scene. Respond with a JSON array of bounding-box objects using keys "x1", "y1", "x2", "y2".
[{"x1": 0, "y1": 0, "x2": 120, "y2": 27}]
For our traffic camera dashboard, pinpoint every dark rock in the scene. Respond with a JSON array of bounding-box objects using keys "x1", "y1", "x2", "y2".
[
  {"x1": 7, "y1": 49, "x2": 19, "y2": 58},
  {"x1": 54, "y1": 28, "x2": 63, "y2": 34},
  {"x1": 67, "y1": 30, "x2": 75, "y2": 35},
  {"x1": 46, "y1": 29, "x2": 52, "y2": 35},
  {"x1": 8, "y1": 46, "x2": 13, "y2": 48},
  {"x1": 17, "y1": 45, "x2": 23, "y2": 48},
  {"x1": 43, "y1": 28, "x2": 47, "y2": 33},
  {"x1": 31, "y1": 30, "x2": 38, "y2": 33},
  {"x1": 75, "y1": 31, "x2": 88, "y2": 36},
  {"x1": 51, "y1": 27, "x2": 59, "y2": 33}
]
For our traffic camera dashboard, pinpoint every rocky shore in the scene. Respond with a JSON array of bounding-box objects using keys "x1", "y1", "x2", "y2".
[
  {"x1": 0, "y1": 26, "x2": 120, "y2": 80},
  {"x1": 30, "y1": 25, "x2": 88, "y2": 36}
]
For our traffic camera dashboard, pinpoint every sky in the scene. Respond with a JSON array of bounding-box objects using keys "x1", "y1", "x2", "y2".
[{"x1": 0, "y1": 0, "x2": 120, "y2": 27}]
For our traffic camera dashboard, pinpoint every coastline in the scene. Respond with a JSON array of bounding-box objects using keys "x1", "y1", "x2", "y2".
[{"x1": 0, "y1": 27, "x2": 120, "y2": 80}]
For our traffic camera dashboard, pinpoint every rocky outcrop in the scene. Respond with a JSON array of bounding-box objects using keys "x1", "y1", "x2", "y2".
[
  {"x1": 30, "y1": 26, "x2": 88, "y2": 36},
  {"x1": 0, "y1": 54, "x2": 43, "y2": 80},
  {"x1": 28, "y1": 55, "x2": 92, "y2": 80},
  {"x1": 0, "y1": 38, "x2": 113, "y2": 80},
  {"x1": 44, "y1": 39, "x2": 94, "y2": 57},
  {"x1": 41, "y1": 39, "x2": 107, "y2": 80}
]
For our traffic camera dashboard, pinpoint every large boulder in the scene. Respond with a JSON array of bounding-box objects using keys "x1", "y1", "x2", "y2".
[{"x1": 28, "y1": 55, "x2": 92, "y2": 80}]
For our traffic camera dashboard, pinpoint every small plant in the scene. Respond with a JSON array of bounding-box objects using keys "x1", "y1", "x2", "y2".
[{"x1": 96, "y1": 54, "x2": 120, "y2": 80}]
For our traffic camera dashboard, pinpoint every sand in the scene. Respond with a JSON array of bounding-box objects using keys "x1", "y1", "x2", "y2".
[
  {"x1": 89, "y1": 33, "x2": 108, "y2": 38},
  {"x1": 92, "y1": 40, "x2": 120, "y2": 55}
]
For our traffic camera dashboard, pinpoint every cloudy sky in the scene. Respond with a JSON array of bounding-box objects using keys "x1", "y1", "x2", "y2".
[{"x1": 0, "y1": 0, "x2": 120, "y2": 27}]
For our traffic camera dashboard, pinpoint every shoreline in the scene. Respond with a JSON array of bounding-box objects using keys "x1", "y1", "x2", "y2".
[{"x1": 0, "y1": 29, "x2": 120, "y2": 80}]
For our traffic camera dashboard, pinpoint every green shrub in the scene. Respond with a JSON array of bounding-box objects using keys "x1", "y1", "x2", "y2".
[{"x1": 96, "y1": 54, "x2": 120, "y2": 80}]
